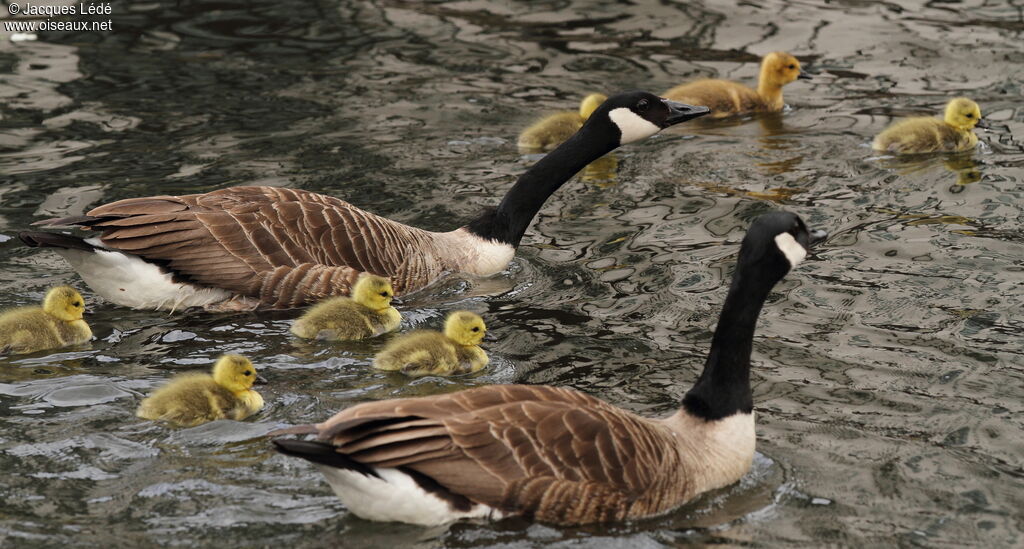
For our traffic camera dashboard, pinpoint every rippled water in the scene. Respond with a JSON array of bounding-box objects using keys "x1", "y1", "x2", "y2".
[{"x1": 1, "y1": 0, "x2": 1022, "y2": 546}]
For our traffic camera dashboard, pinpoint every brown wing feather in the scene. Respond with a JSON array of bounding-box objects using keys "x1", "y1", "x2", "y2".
[
  {"x1": 306, "y1": 384, "x2": 680, "y2": 523},
  {"x1": 46, "y1": 186, "x2": 444, "y2": 307}
]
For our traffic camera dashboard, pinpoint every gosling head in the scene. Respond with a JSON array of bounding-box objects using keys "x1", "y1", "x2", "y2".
[
  {"x1": 585, "y1": 90, "x2": 710, "y2": 145},
  {"x1": 738, "y1": 212, "x2": 828, "y2": 282},
  {"x1": 760, "y1": 52, "x2": 809, "y2": 87},
  {"x1": 444, "y1": 311, "x2": 488, "y2": 346},
  {"x1": 579, "y1": 93, "x2": 608, "y2": 120},
  {"x1": 351, "y1": 274, "x2": 396, "y2": 311},
  {"x1": 943, "y1": 97, "x2": 982, "y2": 130},
  {"x1": 212, "y1": 354, "x2": 264, "y2": 392},
  {"x1": 42, "y1": 286, "x2": 86, "y2": 322}
]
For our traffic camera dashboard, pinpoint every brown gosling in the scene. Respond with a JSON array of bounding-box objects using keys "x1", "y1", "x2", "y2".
[
  {"x1": 373, "y1": 311, "x2": 488, "y2": 376},
  {"x1": 0, "y1": 286, "x2": 91, "y2": 355},
  {"x1": 517, "y1": 93, "x2": 608, "y2": 151},
  {"x1": 291, "y1": 275, "x2": 401, "y2": 341},
  {"x1": 872, "y1": 98, "x2": 984, "y2": 154},
  {"x1": 136, "y1": 354, "x2": 266, "y2": 427},
  {"x1": 663, "y1": 52, "x2": 809, "y2": 117}
]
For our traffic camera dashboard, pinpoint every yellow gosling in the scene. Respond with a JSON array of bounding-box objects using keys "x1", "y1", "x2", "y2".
[
  {"x1": 872, "y1": 98, "x2": 984, "y2": 154},
  {"x1": 291, "y1": 274, "x2": 401, "y2": 341},
  {"x1": 373, "y1": 311, "x2": 489, "y2": 376},
  {"x1": 136, "y1": 354, "x2": 266, "y2": 427},
  {"x1": 0, "y1": 286, "x2": 91, "y2": 355},
  {"x1": 663, "y1": 52, "x2": 808, "y2": 117},
  {"x1": 517, "y1": 93, "x2": 608, "y2": 151}
]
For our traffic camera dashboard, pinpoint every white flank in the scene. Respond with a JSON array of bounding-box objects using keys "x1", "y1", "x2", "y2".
[
  {"x1": 608, "y1": 107, "x2": 661, "y2": 144},
  {"x1": 662, "y1": 410, "x2": 757, "y2": 495},
  {"x1": 54, "y1": 239, "x2": 232, "y2": 311},
  {"x1": 774, "y1": 233, "x2": 807, "y2": 269},
  {"x1": 318, "y1": 465, "x2": 501, "y2": 526},
  {"x1": 700, "y1": 412, "x2": 757, "y2": 491},
  {"x1": 451, "y1": 230, "x2": 516, "y2": 276}
]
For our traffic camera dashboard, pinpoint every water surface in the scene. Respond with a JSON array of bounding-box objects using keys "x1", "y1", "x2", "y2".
[{"x1": 1, "y1": 0, "x2": 1022, "y2": 547}]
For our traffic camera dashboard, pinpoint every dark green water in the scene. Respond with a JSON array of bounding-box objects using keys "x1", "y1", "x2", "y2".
[{"x1": 1, "y1": 0, "x2": 1022, "y2": 547}]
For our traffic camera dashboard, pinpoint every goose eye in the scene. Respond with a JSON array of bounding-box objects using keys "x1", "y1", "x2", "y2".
[
  {"x1": 243, "y1": 371, "x2": 252, "y2": 376},
  {"x1": 73, "y1": 301, "x2": 82, "y2": 307},
  {"x1": 471, "y1": 327, "x2": 480, "y2": 332},
  {"x1": 788, "y1": 64, "x2": 796, "y2": 69},
  {"x1": 965, "y1": 113, "x2": 973, "y2": 118},
  {"x1": 380, "y1": 291, "x2": 389, "y2": 297},
  {"x1": 636, "y1": 99, "x2": 649, "y2": 112}
]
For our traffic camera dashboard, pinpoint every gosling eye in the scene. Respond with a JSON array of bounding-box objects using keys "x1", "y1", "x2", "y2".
[
  {"x1": 73, "y1": 301, "x2": 82, "y2": 307},
  {"x1": 788, "y1": 64, "x2": 796, "y2": 69},
  {"x1": 379, "y1": 291, "x2": 389, "y2": 297},
  {"x1": 243, "y1": 371, "x2": 252, "y2": 376},
  {"x1": 636, "y1": 98, "x2": 649, "y2": 112},
  {"x1": 471, "y1": 327, "x2": 480, "y2": 332},
  {"x1": 965, "y1": 113, "x2": 974, "y2": 118}
]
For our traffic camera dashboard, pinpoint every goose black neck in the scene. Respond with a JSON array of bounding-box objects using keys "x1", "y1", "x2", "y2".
[
  {"x1": 682, "y1": 262, "x2": 778, "y2": 421},
  {"x1": 465, "y1": 124, "x2": 618, "y2": 247}
]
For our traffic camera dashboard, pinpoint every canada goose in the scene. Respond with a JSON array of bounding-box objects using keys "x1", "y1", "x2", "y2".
[
  {"x1": 136, "y1": 354, "x2": 267, "y2": 427},
  {"x1": 872, "y1": 97, "x2": 985, "y2": 154},
  {"x1": 0, "y1": 286, "x2": 92, "y2": 355},
  {"x1": 663, "y1": 52, "x2": 810, "y2": 117},
  {"x1": 373, "y1": 310, "x2": 488, "y2": 376},
  {"x1": 517, "y1": 93, "x2": 608, "y2": 151},
  {"x1": 291, "y1": 274, "x2": 401, "y2": 341},
  {"x1": 20, "y1": 91, "x2": 710, "y2": 311},
  {"x1": 272, "y1": 211, "x2": 827, "y2": 526}
]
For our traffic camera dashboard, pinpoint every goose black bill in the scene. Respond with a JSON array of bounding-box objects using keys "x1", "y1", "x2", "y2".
[{"x1": 662, "y1": 99, "x2": 711, "y2": 126}]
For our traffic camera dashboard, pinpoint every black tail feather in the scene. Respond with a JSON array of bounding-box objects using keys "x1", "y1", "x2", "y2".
[
  {"x1": 272, "y1": 438, "x2": 381, "y2": 479},
  {"x1": 19, "y1": 231, "x2": 97, "y2": 252}
]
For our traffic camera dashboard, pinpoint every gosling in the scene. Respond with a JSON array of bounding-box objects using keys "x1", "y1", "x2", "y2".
[
  {"x1": 290, "y1": 274, "x2": 401, "y2": 341},
  {"x1": 373, "y1": 311, "x2": 489, "y2": 376},
  {"x1": 663, "y1": 52, "x2": 809, "y2": 117},
  {"x1": 136, "y1": 354, "x2": 266, "y2": 427},
  {"x1": 872, "y1": 97, "x2": 985, "y2": 154},
  {"x1": 517, "y1": 93, "x2": 608, "y2": 151},
  {"x1": 0, "y1": 286, "x2": 91, "y2": 355}
]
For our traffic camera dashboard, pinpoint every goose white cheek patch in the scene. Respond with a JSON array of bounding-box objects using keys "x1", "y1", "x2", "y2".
[
  {"x1": 608, "y1": 107, "x2": 661, "y2": 144},
  {"x1": 774, "y1": 233, "x2": 807, "y2": 268}
]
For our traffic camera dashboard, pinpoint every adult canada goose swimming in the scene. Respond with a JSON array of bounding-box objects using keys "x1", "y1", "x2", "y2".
[
  {"x1": 272, "y1": 212, "x2": 828, "y2": 526},
  {"x1": 0, "y1": 286, "x2": 92, "y2": 355},
  {"x1": 663, "y1": 52, "x2": 810, "y2": 117},
  {"x1": 20, "y1": 91, "x2": 710, "y2": 311},
  {"x1": 872, "y1": 97, "x2": 986, "y2": 154}
]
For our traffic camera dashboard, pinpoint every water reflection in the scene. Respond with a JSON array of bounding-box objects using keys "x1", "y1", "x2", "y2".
[{"x1": 580, "y1": 154, "x2": 619, "y2": 187}]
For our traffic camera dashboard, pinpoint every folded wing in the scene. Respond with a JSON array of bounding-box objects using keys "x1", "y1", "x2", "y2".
[
  {"x1": 39, "y1": 186, "x2": 438, "y2": 306},
  {"x1": 305, "y1": 384, "x2": 678, "y2": 524}
]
